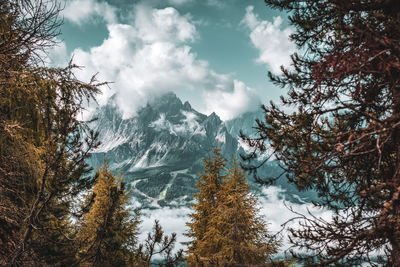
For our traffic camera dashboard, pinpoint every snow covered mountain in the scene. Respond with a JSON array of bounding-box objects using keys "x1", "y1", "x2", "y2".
[
  {"x1": 87, "y1": 92, "x2": 318, "y2": 207},
  {"x1": 88, "y1": 92, "x2": 240, "y2": 207}
]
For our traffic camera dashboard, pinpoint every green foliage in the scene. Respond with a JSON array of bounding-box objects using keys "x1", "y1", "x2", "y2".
[
  {"x1": 242, "y1": 0, "x2": 400, "y2": 265},
  {"x1": 186, "y1": 149, "x2": 279, "y2": 266}
]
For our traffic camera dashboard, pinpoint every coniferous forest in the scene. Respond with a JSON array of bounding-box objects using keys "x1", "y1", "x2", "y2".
[{"x1": 1, "y1": 0, "x2": 400, "y2": 266}]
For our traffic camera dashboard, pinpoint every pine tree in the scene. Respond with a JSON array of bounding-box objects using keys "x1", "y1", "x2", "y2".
[
  {"x1": 242, "y1": 0, "x2": 400, "y2": 265},
  {"x1": 185, "y1": 147, "x2": 226, "y2": 265},
  {"x1": 76, "y1": 163, "x2": 140, "y2": 266}
]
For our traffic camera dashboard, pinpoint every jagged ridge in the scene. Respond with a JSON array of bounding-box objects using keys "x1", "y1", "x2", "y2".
[
  {"x1": 87, "y1": 92, "x2": 319, "y2": 208},
  {"x1": 88, "y1": 92, "x2": 239, "y2": 207}
]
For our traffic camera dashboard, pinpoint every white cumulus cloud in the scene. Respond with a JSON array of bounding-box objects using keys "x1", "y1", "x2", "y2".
[
  {"x1": 71, "y1": 5, "x2": 259, "y2": 120},
  {"x1": 242, "y1": 6, "x2": 296, "y2": 75},
  {"x1": 63, "y1": 0, "x2": 117, "y2": 25},
  {"x1": 201, "y1": 80, "x2": 259, "y2": 121},
  {"x1": 39, "y1": 39, "x2": 68, "y2": 67}
]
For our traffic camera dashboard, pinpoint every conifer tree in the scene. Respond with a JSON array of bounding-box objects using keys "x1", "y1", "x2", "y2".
[
  {"x1": 134, "y1": 220, "x2": 184, "y2": 267},
  {"x1": 0, "y1": 2, "x2": 182, "y2": 266},
  {"x1": 1, "y1": 61, "x2": 102, "y2": 266},
  {"x1": 0, "y1": 1, "x2": 103, "y2": 265},
  {"x1": 186, "y1": 150, "x2": 279, "y2": 266},
  {"x1": 242, "y1": 0, "x2": 400, "y2": 265},
  {"x1": 203, "y1": 158, "x2": 278, "y2": 265},
  {"x1": 185, "y1": 147, "x2": 226, "y2": 265},
  {"x1": 76, "y1": 163, "x2": 140, "y2": 266}
]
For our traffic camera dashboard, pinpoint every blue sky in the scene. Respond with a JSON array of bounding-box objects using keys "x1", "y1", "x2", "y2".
[{"x1": 52, "y1": 0, "x2": 296, "y2": 120}]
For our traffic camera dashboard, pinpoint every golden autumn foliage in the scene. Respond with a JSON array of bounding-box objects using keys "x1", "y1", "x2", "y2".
[
  {"x1": 185, "y1": 149, "x2": 279, "y2": 266},
  {"x1": 0, "y1": 2, "x2": 183, "y2": 265},
  {"x1": 76, "y1": 163, "x2": 140, "y2": 266},
  {"x1": 75, "y1": 163, "x2": 183, "y2": 267},
  {"x1": 185, "y1": 147, "x2": 226, "y2": 265},
  {"x1": 204, "y1": 159, "x2": 278, "y2": 265},
  {"x1": 0, "y1": 1, "x2": 102, "y2": 265}
]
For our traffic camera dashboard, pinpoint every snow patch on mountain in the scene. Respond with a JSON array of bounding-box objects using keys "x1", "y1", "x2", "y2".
[
  {"x1": 215, "y1": 129, "x2": 226, "y2": 144},
  {"x1": 131, "y1": 143, "x2": 167, "y2": 170},
  {"x1": 88, "y1": 92, "x2": 242, "y2": 207},
  {"x1": 181, "y1": 110, "x2": 206, "y2": 136},
  {"x1": 110, "y1": 157, "x2": 133, "y2": 170},
  {"x1": 150, "y1": 111, "x2": 205, "y2": 137},
  {"x1": 96, "y1": 130, "x2": 130, "y2": 153},
  {"x1": 133, "y1": 149, "x2": 151, "y2": 169}
]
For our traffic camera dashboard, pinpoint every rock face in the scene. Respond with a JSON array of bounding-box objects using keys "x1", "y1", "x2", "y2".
[
  {"x1": 88, "y1": 92, "x2": 240, "y2": 207},
  {"x1": 88, "y1": 92, "x2": 319, "y2": 207}
]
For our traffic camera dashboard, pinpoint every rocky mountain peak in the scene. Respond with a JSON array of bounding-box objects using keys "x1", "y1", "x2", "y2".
[
  {"x1": 87, "y1": 95, "x2": 318, "y2": 208},
  {"x1": 150, "y1": 92, "x2": 183, "y2": 116},
  {"x1": 87, "y1": 92, "x2": 241, "y2": 207},
  {"x1": 183, "y1": 101, "x2": 192, "y2": 111}
]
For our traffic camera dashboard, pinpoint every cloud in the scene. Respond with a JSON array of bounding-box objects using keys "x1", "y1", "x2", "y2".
[
  {"x1": 167, "y1": 0, "x2": 194, "y2": 5},
  {"x1": 201, "y1": 80, "x2": 260, "y2": 121},
  {"x1": 71, "y1": 5, "x2": 259, "y2": 120},
  {"x1": 241, "y1": 6, "x2": 296, "y2": 75},
  {"x1": 39, "y1": 39, "x2": 68, "y2": 67},
  {"x1": 63, "y1": 0, "x2": 117, "y2": 25},
  {"x1": 258, "y1": 187, "x2": 332, "y2": 254},
  {"x1": 133, "y1": 6, "x2": 197, "y2": 43},
  {"x1": 138, "y1": 206, "x2": 192, "y2": 254}
]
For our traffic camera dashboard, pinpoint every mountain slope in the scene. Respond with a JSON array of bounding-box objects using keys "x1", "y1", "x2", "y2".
[
  {"x1": 88, "y1": 92, "x2": 319, "y2": 207},
  {"x1": 88, "y1": 92, "x2": 239, "y2": 207}
]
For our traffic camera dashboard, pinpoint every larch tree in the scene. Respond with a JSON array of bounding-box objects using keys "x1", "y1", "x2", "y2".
[
  {"x1": 186, "y1": 149, "x2": 279, "y2": 266},
  {"x1": 1, "y1": 61, "x2": 102, "y2": 266},
  {"x1": 203, "y1": 158, "x2": 278, "y2": 266},
  {"x1": 76, "y1": 163, "x2": 140, "y2": 266},
  {"x1": 0, "y1": 0, "x2": 103, "y2": 265},
  {"x1": 241, "y1": 0, "x2": 400, "y2": 265},
  {"x1": 185, "y1": 147, "x2": 226, "y2": 265}
]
